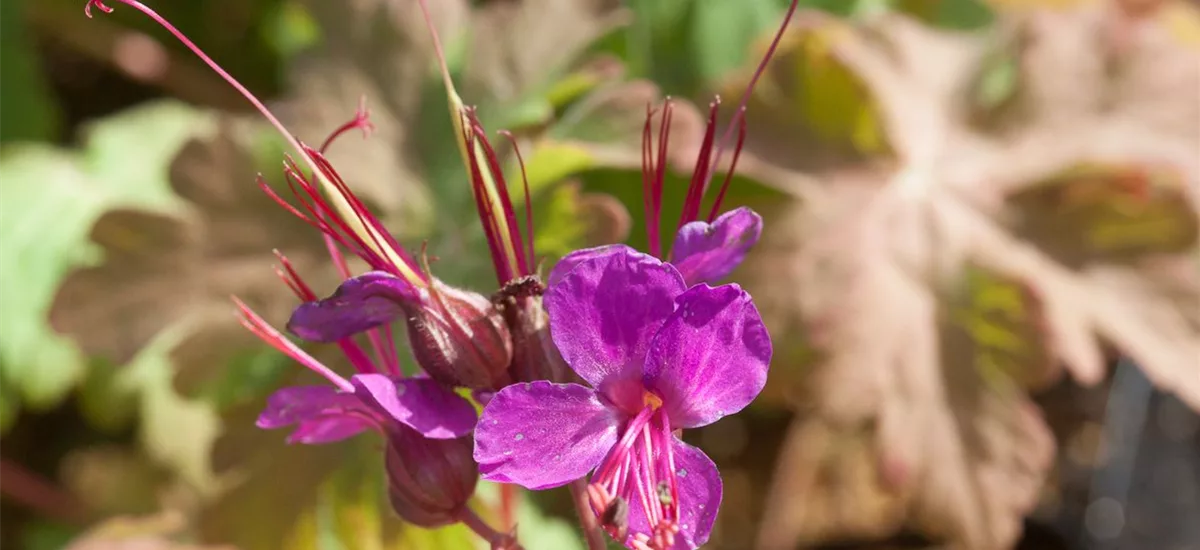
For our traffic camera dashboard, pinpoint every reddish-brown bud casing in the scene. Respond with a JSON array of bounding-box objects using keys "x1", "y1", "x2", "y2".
[
  {"x1": 384, "y1": 428, "x2": 478, "y2": 528},
  {"x1": 405, "y1": 280, "x2": 513, "y2": 390},
  {"x1": 494, "y1": 276, "x2": 578, "y2": 384}
]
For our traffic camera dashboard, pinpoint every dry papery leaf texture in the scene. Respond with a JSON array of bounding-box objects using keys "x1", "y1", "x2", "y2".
[
  {"x1": 736, "y1": 2, "x2": 1200, "y2": 549},
  {"x1": 49, "y1": 116, "x2": 355, "y2": 393}
]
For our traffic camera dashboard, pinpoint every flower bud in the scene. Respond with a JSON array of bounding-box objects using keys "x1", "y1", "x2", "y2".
[
  {"x1": 384, "y1": 427, "x2": 478, "y2": 528},
  {"x1": 406, "y1": 280, "x2": 513, "y2": 390},
  {"x1": 493, "y1": 276, "x2": 577, "y2": 384}
]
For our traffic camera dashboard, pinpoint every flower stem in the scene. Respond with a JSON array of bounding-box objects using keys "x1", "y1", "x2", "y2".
[
  {"x1": 569, "y1": 479, "x2": 607, "y2": 550},
  {"x1": 500, "y1": 483, "x2": 518, "y2": 531},
  {"x1": 458, "y1": 506, "x2": 522, "y2": 550},
  {"x1": 0, "y1": 457, "x2": 90, "y2": 525}
]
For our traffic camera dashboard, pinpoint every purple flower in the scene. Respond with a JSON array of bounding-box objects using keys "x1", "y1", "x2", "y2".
[
  {"x1": 287, "y1": 272, "x2": 515, "y2": 390},
  {"x1": 237, "y1": 284, "x2": 482, "y2": 527},
  {"x1": 550, "y1": 97, "x2": 763, "y2": 289},
  {"x1": 473, "y1": 246, "x2": 771, "y2": 549},
  {"x1": 549, "y1": 207, "x2": 761, "y2": 289},
  {"x1": 237, "y1": 297, "x2": 477, "y2": 444}
]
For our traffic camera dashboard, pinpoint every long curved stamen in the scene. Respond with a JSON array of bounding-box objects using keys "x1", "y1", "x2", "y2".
[
  {"x1": 676, "y1": 99, "x2": 721, "y2": 234},
  {"x1": 500, "y1": 130, "x2": 537, "y2": 274},
  {"x1": 641, "y1": 101, "x2": 674, "y2": 259},
  {"x1": 700, "y1": 0, "x2": 800, "y2": 194},
  {"x1": 271, "y1": 251, "x2": 381, "y2": 375},
  {"x1": 461, "y1": 111, "x2": 535, "y2": 284},
  {"x1": 85, "y1": 0, "x2": 422, "y2": 285},
  {"x1": 415, "y1": 0, "x2": 533, "y2": 287},
  {"x1": 233, "y1": 298, "x2": 354, "y2": 392},
  {"x1": 706, "y1": 111, "x2": 747, "y2": 222},
  {"x1": 319, "y1": 98, "x2": 375, "y2": 154}
]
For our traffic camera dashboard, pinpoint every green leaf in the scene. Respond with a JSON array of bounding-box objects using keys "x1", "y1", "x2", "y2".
[
  {"x1": 895, "y1": 0, "x2": 994, "y2": 30},
  {"x1": 0, "y1": 0, "x2": 59, "y2": 142},
  {"x1": 475, "y1": 482, "x2": 584, "y2": 550},
  {"x1": 689, "y1": 0, "x2": 783, "y2": 83},
  {"x1": 0, "y1": 147, "x2": 101, "y2": 409}
]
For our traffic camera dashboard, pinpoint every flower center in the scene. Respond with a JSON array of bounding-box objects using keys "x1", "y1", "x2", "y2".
[{"x1": 587, "y1": 392, "x2": 680, "y2": 549}]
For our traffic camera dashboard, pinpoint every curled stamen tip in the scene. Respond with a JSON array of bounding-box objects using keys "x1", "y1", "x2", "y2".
[
  {"x1": 354, "y1": 97, "x2": 375, "y2": 137},
  {"x1": 84, "y1": 0, "x2": 113, "y2": 17}
]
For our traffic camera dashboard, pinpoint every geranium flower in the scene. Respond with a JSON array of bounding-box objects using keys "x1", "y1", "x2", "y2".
[
  {"x1": 473, "y1": 246, "x2": 772, "y2": 549},
  {"x1": 235, "y1": 254, "x2": 480, "y2": 527}
]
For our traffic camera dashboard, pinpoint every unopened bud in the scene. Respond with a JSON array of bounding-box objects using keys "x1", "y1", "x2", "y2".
[
  {"x1": 493, "y1": 276, "x2": 577, "y2": 384},
  {"x1": 384, "y1": 427, "x2": 478, "y2": 527},
  {"x1": 406, "y1": 280, "x2": 513, "y2": 390}
]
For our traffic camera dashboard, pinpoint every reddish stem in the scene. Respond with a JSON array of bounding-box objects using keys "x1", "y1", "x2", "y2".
[{"x1": 0, "y1": 457, "x2": 91, "y2": 526}]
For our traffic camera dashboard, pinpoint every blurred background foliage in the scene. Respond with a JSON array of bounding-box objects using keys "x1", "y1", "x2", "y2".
[{"x1": 2, "y1": 0, "x2": 1198, "y2": 549}]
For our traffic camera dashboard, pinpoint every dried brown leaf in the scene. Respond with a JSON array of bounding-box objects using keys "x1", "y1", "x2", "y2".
[
  {"x1": 742, "y1": 5, "x2": 1200, "y2": 549},
  {"x1": 49, "y1": 117, "x2": 342, "y2": 391}
]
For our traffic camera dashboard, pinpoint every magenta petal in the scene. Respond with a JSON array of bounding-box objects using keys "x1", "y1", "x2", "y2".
[
  {"x1": 350, "y1": 374, "x2": 477, "y2": 439},
  {"x1": 675, "y1": 438, "x2": 723, "y2": 549},
  {"x1": 287, "y1": 416, "x2": 374, "y2": 444},
  {"x1": 670, "y1": 207, "x2": 762, "y2": 286},
  {"x1": 544, "y1": 245, "x2": 685, "y2": 388},
  {"x1": 287, "y1": 271, "x2": 420, "y2": 342},
  {"x1": 474, "y1": 381, "x2": 619, "y2": 490},
  {"x1": 546, "y1": 244, "x2": 627, "y2": 287},
  {"x1": 256, "y1": 386, "x2": 373, "y2": 444},
  {"x1": 621, "y1": 438, "x2": 721, "y2": 550},
  {"x1": 645, "y1": 284, "x2": 771, "y2": 429},
  {"x1": 256, "y1": 385, "x2": 365, "y2": 429}
]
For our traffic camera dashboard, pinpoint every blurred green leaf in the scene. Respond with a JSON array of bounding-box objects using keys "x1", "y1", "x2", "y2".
[
  {"x1": 0, "y1": 0, "x2": 59, "y2": 142},
  {"x1": 0, "y1": 148, "x2": 99, "y2": 411},
  {"x1": 21, "y1": 520, "x2": 78, "y2": 550},
  {"x1": 475, "y1": 482, "x2": 584, "y2": 550},
  {"x1": 690, "y1": 0, "x2": 783, "y2": 83},
  {"x1": 896, "y1": 0, "x2": 995, "y2": 29},
  {"x1": 262, "y1": 1, "x2": 321, "y2": 59},
  {"x1": 77, "y1": 358, "x2": 140, "y2": 433}
]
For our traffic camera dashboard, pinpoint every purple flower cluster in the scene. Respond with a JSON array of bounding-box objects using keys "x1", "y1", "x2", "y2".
[{"x1": 84, "y1": 0, "x2": 796, "y2": 547}]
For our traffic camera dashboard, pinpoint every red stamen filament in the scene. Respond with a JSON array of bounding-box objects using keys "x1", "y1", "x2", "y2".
[
  {"x1": 269, "y1": 251, "x2": 384, "y2": 375},
  {"x1": 588, "y1": 404, "x2": 680, "y2": 549},
  {"x1": 701, "y1": 0, "x2": 800, "y2": 195},
  {"x1": 319, "y1": 97, "x2": 374, "y2": 154},
  {"x1": 461, "y1": 110, "x2": 533, "y2": 284},
  {"x1": 500, "y1": 130, "x2": 537, "y2": 273},
  {"x1": 676, "y1": 99, "x2": 721, "y2": 234},
  {"x1": 706, "y1": 110, "x2": 747, "y2": 223},
  {"x1": 84, "y1": 0, "x2": 323, "y2": 193},
  {"x1": 464, "y1": 123, "x2": 512, "y2": 283},
  {"x1": 641, "y1": 101, "x2": 674, "y2": 259},
  {"x1": 233, "y1": 298, "x2": 354, "y2": 392}
]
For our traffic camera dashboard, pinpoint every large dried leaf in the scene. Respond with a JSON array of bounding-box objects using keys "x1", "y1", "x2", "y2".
[
  {"x1": 49, "y1": 116, "x2": 342, "y2": 390},
  {"x1": 740, "y1": 4, "x2": 1200, "y2": 549},
  {"x1": 0, "y1": 102, "x2": 195, "y2": 417}
]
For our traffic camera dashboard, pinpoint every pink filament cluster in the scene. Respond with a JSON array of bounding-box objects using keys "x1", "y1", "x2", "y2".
[{"x1": 587, "y1": 404, "x2": 680, "y2": 550}]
